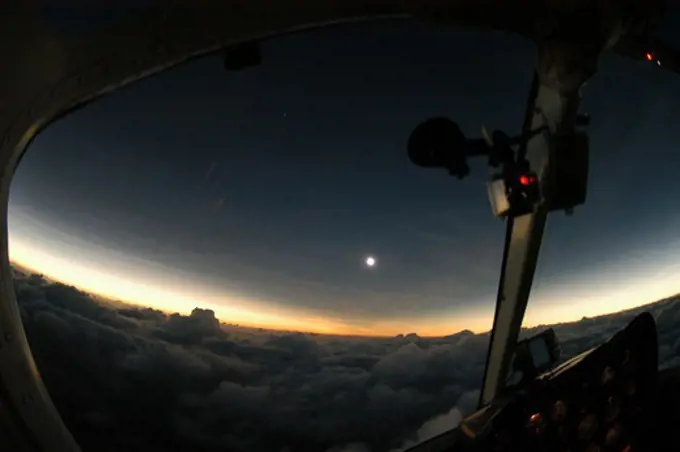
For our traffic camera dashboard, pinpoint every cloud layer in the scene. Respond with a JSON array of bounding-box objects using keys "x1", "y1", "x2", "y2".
[{"x1": 11, "y1": 267, "x2": 680, "y2": 452}]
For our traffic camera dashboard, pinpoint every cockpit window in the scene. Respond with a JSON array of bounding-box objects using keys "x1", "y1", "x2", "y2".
[{"x1": 9, "y1": 20, "x2": 538, "y2": 451}]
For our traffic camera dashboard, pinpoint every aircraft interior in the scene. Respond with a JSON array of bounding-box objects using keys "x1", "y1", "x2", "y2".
[{"x1": 2, "y1": 1, "x2": 680, "y2": 452}]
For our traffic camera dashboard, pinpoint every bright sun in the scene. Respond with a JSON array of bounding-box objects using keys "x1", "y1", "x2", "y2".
[{"x1": 365, "y1": 256, "x2": 376, "y2": 268}]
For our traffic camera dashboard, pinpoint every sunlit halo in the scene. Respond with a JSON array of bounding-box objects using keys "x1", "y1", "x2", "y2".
[
  {"x1": 6, "y1": 218, "x2": 492, "y2": 336},
  {"x1": 9, "y1": 208, "x2": 680, "y2": 337}
]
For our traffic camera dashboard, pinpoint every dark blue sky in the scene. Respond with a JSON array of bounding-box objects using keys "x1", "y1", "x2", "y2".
[{"x1": 7, "y1": 18, "x2": 680, "y2": 335}]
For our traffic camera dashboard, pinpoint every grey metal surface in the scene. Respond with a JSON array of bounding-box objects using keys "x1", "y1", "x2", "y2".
[{"x1": 479, "y1": 85, "x2": 582, "y2": 407}]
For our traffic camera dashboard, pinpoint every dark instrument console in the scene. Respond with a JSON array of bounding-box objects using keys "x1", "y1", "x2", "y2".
[{"x1": 460, "y1": 312, "x2": 659, "y2": 452}]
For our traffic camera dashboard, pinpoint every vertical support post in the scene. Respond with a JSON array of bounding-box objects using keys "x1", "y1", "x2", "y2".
[{"x1": 479, "y1": 43, "x2": 592, "y2": 406}]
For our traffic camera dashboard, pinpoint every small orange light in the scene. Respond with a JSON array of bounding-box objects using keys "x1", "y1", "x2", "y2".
[
  {"x1": 646, "y1": 52, "x2": 654, "y2": 61},
  {"x1": 527, "y1": 412, "x2": 546, "y2": 435}
]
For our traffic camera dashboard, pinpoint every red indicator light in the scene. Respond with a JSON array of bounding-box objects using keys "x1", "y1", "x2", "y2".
[
  {"x1": 646, "y1": 52, "x2": 654, "y2": 61},
  {"x1": 519, "y1": 175, "x2": 536, "y2": 186}
]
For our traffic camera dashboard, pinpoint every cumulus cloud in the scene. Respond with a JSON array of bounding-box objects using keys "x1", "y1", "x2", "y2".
[{"x1": 10, "y1": 266, "x2": 680, "y2": 452}]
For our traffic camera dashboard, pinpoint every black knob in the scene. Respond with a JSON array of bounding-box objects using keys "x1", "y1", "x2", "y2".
[{"x1": 407, "y1": 117, "x2": 470, "y2": 178}]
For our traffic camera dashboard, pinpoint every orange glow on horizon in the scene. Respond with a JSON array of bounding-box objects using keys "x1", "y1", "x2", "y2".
[
  {"x1": 8, "y1": 226, "x2": 680, "y2": 337},
  {"x1": 8, "y1": 238, "x2": 493, "y2": 337}
]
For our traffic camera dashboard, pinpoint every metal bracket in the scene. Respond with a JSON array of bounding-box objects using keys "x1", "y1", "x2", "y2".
[{"x1": 479, "y1": 72, "x2": 588, "y2": 406}]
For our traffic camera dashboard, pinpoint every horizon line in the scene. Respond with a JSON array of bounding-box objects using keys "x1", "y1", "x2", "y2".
[{"x1": 8, "y1": 259, "x2": 676, "y2": 339}]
